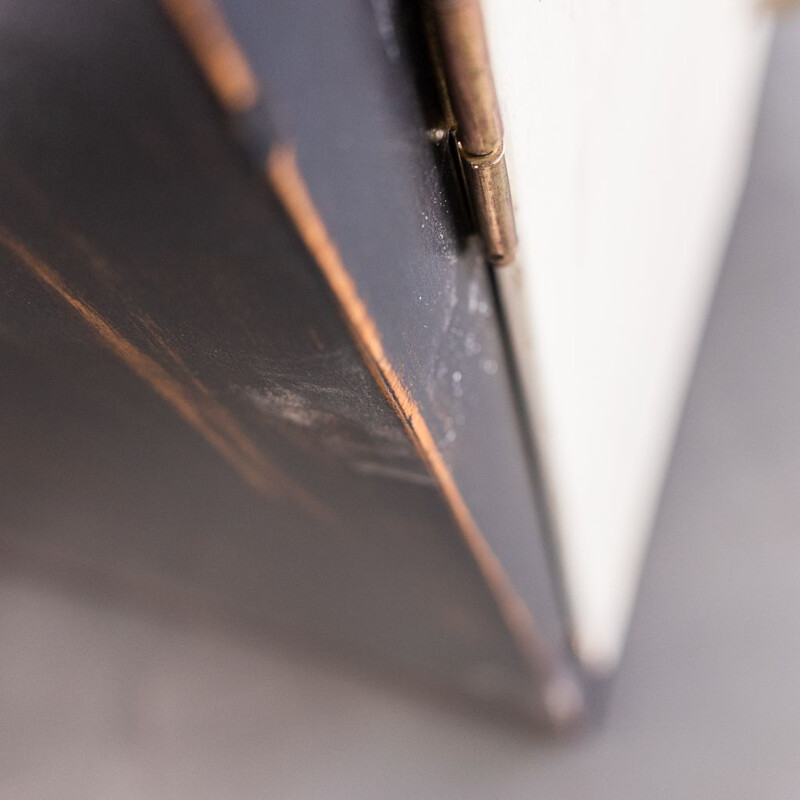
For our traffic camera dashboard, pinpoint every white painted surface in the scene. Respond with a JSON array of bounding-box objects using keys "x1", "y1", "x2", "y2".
[{"x1": 485, "y1": 1, "x2": 772, "y2": 668}]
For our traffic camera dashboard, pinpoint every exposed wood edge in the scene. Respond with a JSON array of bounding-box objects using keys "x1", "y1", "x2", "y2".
[
  {"x1": 0, "y1": 224, "x2": 330, "y2": 523},
  {"x1": 156, "y1": 0, "x2": 565, "y2": 712},
  {"x1": 158, "y1": 0, "x2": 258, "y2": 113},
  {"x1": 265, "y1": 144, "x2": 550, "y2": 681}
]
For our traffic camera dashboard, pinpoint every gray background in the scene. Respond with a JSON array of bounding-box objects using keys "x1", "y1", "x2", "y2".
[{"x1": 2, "y1": 14, "x2": 799, "y2": 800}]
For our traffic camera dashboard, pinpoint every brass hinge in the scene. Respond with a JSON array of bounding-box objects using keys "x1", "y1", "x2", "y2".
[{"x1": 426, "y1": 0, "x2": 517, "y2": 266}]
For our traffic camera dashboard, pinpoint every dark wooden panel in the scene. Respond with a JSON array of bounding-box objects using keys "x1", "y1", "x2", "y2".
[{"x1": 0, "y1": 0, "x2": 580, "y2": 723}]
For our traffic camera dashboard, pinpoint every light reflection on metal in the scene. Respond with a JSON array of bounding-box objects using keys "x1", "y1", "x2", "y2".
[{"x1": 427, "y1": 0, "x2": 517, "y2": 265}]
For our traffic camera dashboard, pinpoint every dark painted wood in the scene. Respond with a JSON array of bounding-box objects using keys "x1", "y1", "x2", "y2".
[{"x1": 0, "y1": 0, "x2": 579, "y2": 722}]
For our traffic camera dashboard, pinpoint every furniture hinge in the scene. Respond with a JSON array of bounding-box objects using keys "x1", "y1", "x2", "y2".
[{"x1": 425, "y1": 0, "x2": 517, "y2": 266}]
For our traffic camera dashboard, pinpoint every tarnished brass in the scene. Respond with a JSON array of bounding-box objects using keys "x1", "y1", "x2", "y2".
[
  {"x1": 427, "y1": 0, "x2": 517, "y2": 265},
  {"x1": 428, "y1": 0, "x2": 502, "y2": 156},
  {"x1": 459, "y1": 143, "x2": 516, "y2": 265}
]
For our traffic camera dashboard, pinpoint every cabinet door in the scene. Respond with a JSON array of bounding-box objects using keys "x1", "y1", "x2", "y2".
[{"x1": 0, "y1": 0, "x2": 579, "y2": 726}]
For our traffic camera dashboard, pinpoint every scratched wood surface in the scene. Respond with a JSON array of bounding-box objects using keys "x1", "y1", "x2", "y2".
[{"x1": 0, "y1": 0, "x2": 578, "y2": 722}]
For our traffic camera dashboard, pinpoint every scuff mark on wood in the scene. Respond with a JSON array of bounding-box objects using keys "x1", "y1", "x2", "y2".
[
  {"x1": 0, "y1": 224, "x2": 329, "y2": 522},
  {"x1": 265, "y1": 143, "x2": 551, "y2": 679}
]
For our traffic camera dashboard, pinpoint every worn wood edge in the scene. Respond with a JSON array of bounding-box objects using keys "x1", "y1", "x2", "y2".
[
  {"x1": 154, "y1": 0, "x2": 578, "y2": 721},
  {"x1": 265, "y1": 144, "x2": 552, "y2": 682},
  {"x1": 157, "y1": 0, "x2": 258, "y2": 113},
  {"x1": 0, "y1": 223, "x2": 330, "y2": 523}
]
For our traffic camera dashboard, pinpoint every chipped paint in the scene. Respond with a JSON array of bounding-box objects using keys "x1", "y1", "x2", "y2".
[
  {"x1": 266, "y1": 144, "x2": 551, "y2": 677},
  {"x1": 0, "y1": 225, "x2": 329, "y2": 521}
]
